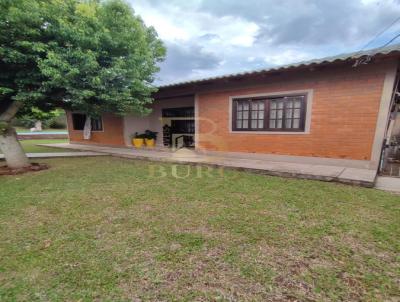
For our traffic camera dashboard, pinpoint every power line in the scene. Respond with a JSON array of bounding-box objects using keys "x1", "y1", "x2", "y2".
[
  {"x1": 361, "y1": 15, "x2": 400, "y2": 50},
  {"x1": 381, "y1": 32, "x2": 400, "y2": 48},
  {"x1": 354, "y1": 30, "x2": 400, "y2": 67}
]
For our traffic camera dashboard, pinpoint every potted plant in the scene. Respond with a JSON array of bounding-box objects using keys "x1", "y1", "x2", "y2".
[
  {"x1": 131, "y1": 132, "x2": 146, "y2": 148},
  {"x1": 144, "y1": 130, "x2": 158, "y2": 147}
]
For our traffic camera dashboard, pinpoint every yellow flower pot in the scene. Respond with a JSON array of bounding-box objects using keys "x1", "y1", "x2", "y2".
[
  {"x1": 145, "y1": 138, "x2": 155, "y2": 147},
  {"x1": 132, "y1": 138, "x2": 144, "y2": 148}
]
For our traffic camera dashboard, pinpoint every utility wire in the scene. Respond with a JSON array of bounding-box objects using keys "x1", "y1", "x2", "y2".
[
  {"x1": 380, "y1": 32, "x2": 400, "y2": 48},
  {"x1": 361, "y1": 15, "x2": 400, "y2": 50},
  {"x1": 354, "y1": 30, "x2": 400, "y2": 67}
]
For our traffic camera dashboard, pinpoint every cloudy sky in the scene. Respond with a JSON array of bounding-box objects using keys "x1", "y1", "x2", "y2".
[{"x1": 127, "y1": 0, "x2": 400, "y2": 85}]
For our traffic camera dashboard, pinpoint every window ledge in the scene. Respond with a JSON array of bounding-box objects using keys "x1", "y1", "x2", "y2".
[
  {"x1": 229, "y1": 130, "x2": 310, "y2": 135},
  {"x1": 71, "y1": 130, "x2": 104, "y2": 133}
]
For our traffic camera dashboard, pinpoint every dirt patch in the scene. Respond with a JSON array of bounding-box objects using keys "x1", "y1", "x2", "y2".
[{"x1": 0, "y1": 163, "x2": 49, "y2": 175}]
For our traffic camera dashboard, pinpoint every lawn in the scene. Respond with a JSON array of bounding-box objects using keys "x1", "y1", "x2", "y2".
[
  {"x1": 18, "y1": 139, "x2": 72, "y2": 153},
  {"x1": 0, "y1": 139, "x2": 74, "y2": 154},
  {"x1": 0, "y1": 157, "x2": 399, "y2": 301},
  {"x1": 15, "y1": 127, "x2": 67, "y2": 133}
]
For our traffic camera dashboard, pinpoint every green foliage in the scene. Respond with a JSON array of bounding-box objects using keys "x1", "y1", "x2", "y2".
[
  {"x1": 132, "y1": 132, "x2": 146, "y2": 139},
  {"x1": 47, "y1": 113, "x2": 66, "y2": 129},
  {"x1": 144, "y1": 129, "x2": 158, "y2": 140},
  {"x1": 14, "y1": 107, "x2": 64, "y2": 128},
  {"x1": 0, "y1": 0, "x2": 165, "y2": 118},
  {"x1": 27, "y1": 107, "x2": 61, "y2": 121},
  {"x1": 11, "y1": 117, "x2": 35, "y2": 129},
  {"x1": 132, "y1": 130, "x2": 157, "y2": 140}
]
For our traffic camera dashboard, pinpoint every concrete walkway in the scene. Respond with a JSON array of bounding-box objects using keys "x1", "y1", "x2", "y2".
[
  {"x1": 375, "y1": 176, "x2": 400, "y2": 193},
  {"x1": 0, "y1": 151, "x2": 106, "y2": 159},
  {"x1": 40, "y1": 143, "x2": 378, "y2": 187}
]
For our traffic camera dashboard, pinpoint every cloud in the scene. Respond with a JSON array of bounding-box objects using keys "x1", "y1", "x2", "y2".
[
  {"x1": 129, "y1": 0, "x2": 400, "y2": 85},
  {"x1": 199, "y1": 0, "x2": 400, "y2": 46},
  {"x1": 155, "y1": 42, "x2": 221, "y2": 85}
]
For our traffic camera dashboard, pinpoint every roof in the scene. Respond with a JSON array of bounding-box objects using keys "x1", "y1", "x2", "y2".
[{"x1": 158, "y1": 43, "x2": 400, "y2": 89}]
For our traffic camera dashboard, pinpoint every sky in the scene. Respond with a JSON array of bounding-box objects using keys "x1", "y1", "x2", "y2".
[{"x1": 127, "y1": 0, "x2": 400, "y2": 85}]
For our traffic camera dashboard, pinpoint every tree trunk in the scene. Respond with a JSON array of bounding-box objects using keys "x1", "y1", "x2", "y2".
[
  {"x1": 0, "y1": 126, "x2": 30, "y2": 169},
  {"x1": 0, "y1": 101, "x2": 30, "y2": 169}
]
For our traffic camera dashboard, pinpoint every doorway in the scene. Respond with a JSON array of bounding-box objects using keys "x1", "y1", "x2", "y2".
[{"x1": 161, "y1": 107, "x2": 195, "y2": 149}]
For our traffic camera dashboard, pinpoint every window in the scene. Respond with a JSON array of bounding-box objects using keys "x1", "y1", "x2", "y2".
[
  {"x1": 91, "y1": 117, "x2": 103, "y2": 131},
  {"x1": 232, "y1": 94, "x2": 306, "y2": 132},
  {"x1": 72, "y1": 113, "x2": 103, "y2": 131}
]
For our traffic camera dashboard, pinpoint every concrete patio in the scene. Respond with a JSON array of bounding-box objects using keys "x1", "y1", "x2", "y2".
[
  {"x1": 375, "y1": 176, "x2": 400, "y2": 193},
  {"x1": 39, "y1": 143, "x2": 378, "y2": 187}
]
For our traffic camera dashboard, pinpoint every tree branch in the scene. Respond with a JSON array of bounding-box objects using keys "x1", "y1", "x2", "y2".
[{"x1": 0, "y1": 101, "x2": 23, "y2": 123}]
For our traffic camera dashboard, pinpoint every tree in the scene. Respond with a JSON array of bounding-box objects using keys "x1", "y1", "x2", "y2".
[
  {"x1": 17, "y1": 107, "x2": 64, "y2": 131},
  {"x1": 0, "y1": 0, "x2": 165, "y2": 168}
]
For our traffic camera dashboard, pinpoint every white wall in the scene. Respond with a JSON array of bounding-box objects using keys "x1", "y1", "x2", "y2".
[
  {"x1": 123, "y1": 95, "x2": 194, "y2": 146},
  {"x1": 123, "y1": 114, "x2": 150, "y2": 146}
]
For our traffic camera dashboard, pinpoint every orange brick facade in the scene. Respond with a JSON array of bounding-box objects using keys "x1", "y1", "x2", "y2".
[
  {"x1": 65, "y1": 58, "x2": 396, "y2": 162},
  {"x1": 197, "y1": 60, "x2": 394, "y2": 161},
  {"x1": 67, "y1": 112, "x2": 125, "y2": 146}
]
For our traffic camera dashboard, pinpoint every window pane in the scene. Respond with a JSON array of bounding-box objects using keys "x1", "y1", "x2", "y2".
[
  {"x1": 92, "y1": 117, "x2": 103, "y2": 131},
  {"x1": 234, "y1": 95, "x2": 304, "y2": 132},
  {"x1": 269, "y1": 120, "x2": 276, "y2": 128},
  {"x1": 72, "y1": 113, "x2": 86, "y2": 130}
]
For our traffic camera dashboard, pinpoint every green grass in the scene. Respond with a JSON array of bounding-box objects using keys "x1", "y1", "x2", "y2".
[
  {"x1": 17, "y1": 139, "x2": 72, "y2": 153},
  {"x1": 15, "y1": 127, "x2": 67, "y2": 133},
  {"x1": 1, "y1": 139, "x2": 71, "y2": 154},
  {"x1": 0, "y1": 157, "x2": 399, "y2": 301}
]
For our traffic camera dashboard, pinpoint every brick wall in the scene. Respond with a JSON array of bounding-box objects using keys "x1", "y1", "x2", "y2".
[
  {"x1": 67, "y1": 112, "x2": 125, "y2": 146},
  {"x1": 197, "y1": 59, "x2": 394, "y2": 161}
]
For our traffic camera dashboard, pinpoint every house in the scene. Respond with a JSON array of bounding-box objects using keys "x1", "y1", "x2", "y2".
[{"x1": 66, "y1": 44, "x2": 400, "y2": 174}]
